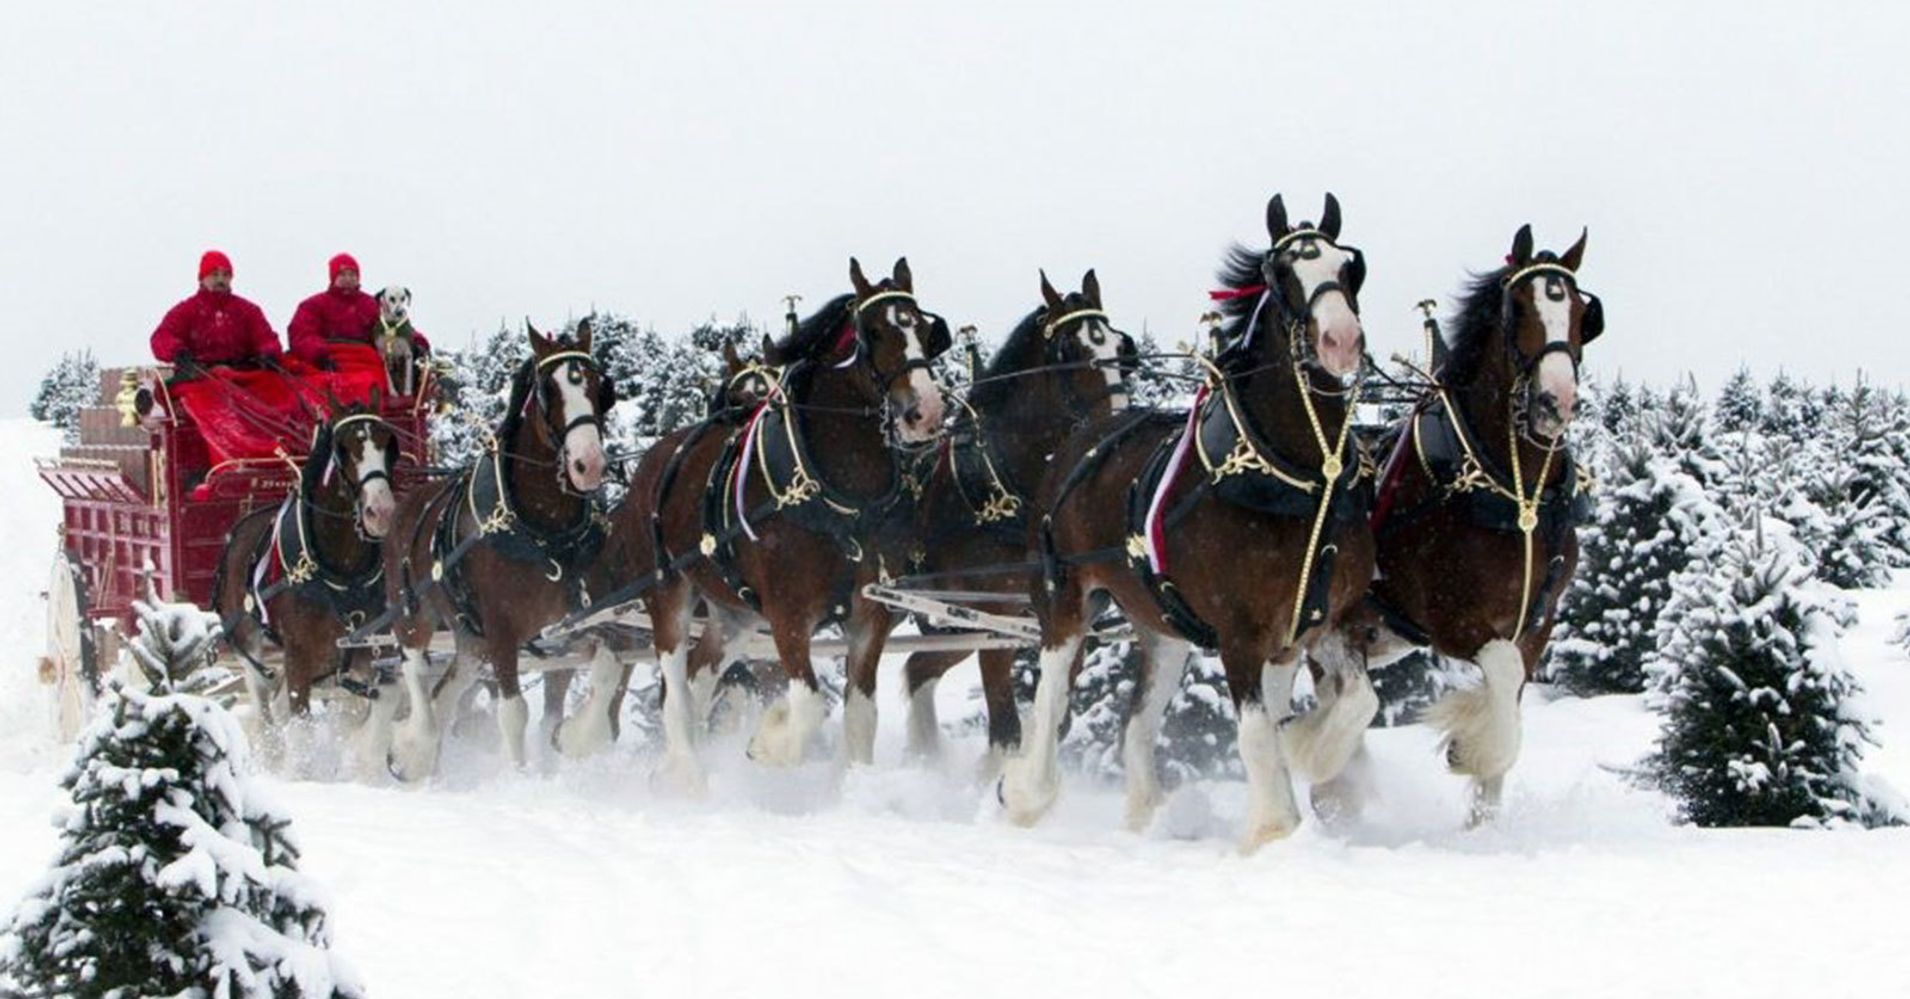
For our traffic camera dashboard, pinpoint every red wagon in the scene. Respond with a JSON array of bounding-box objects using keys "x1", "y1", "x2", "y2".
[{"x1": 36, "y1": 364, "x2": 437, "y2": 738}]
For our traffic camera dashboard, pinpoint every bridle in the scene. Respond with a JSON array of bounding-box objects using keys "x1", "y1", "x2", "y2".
[
  {"x1": 319, "y1": 411, "x2": 398, "y2": 539},
  {"x1": 1499, "y1": 259, "x2": 1603, "y2": 450},
  {"x1": 825, "y1": 288, "x2": 953, "y2": 447},
  {"x1": 525, "y1": 349, "x2": 609, "y2": 494},
  {"x1": 1247, "y1": 227, "x2": 1367, "y2": 398},
  {"x1": 1038, "y1": 305, "x2": 1139, "y2": 415}
]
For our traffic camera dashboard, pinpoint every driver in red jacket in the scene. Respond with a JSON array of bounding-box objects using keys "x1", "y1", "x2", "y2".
[
  {"x1": 149, "y1": 250, "x2": 283, "y2": 368},
  {"x1": 287, "y1": 253, "x2": 429, "y2": 369}
]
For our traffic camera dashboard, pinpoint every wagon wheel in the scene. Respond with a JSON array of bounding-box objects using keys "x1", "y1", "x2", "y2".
[{"x1": 41, "y1": 548, "x2": 99, "y2": 741}]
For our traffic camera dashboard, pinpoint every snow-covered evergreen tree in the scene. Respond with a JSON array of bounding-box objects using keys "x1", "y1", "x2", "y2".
[
  {"x1": 1646, "y1": 377, "x2": 1723, "y2": 488},
  {"x1": 29, "y1": 349, "x2": 101, "y2": 443},
  {"x1": 430, "y1": 321, "x2": 532, "y2": 468},
  {"x1": 1547, "y1": 440, "x2": 1724, "y2": 694},
  {"x1": 1600, "y1": 375, "x2": 1637, "y2": 437},
  {"x1": 1762, "y1": 372, "x2": 1809, "y2": 440},
  {"x1": 1712, "y1": 367, "x2": 1762, "y2": 436},
  {"x1": 1643, "y1": 521, "x2": 1899, "y2": 828},
  {"x1": 0, "y1": 601, "x2": 362, "y2": 999},
  {"x1": 1157, "y1": 655, "x2": 1240, "y2": 783},
  {"x1": 1060, "y1": 639, "x2": 1137, "y2": 780},
  {"x1": 1369, "y1": 650, "x2": 1462, "y2": 726},
  {"x1": 1828, "y1": 374, "x2": 1910, "y2": 564}
]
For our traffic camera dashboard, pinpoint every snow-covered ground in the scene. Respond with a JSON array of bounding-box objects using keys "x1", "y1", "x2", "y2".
[{"x1": 1, "y1": 417, "x2": 1905, "y2": 998}]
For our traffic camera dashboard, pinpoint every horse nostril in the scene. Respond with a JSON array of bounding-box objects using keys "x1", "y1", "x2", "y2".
[{"x1": 905, "y1": 406, "x2": 923, "y2": 426}]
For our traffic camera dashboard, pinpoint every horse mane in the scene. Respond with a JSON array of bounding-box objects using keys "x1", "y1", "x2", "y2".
[
  {"x1": 969, "y1": 307, "x2": 1047, "y2": 413},
  {"x1": 498, "y1": 355, "x2": 537, "y2": 446},
  {"x1": 301, "y1": 421, "x2": 336, "y2": 499},
  {"x1": 767, "y1": 294, "x2": 857, "y2": 365},
  {"x1": 1441, "y1": 266, "x2": 1511, "y2": 387},
  {"x1": 1213, "y1": 244, "x2": 1271, "y2": 367}
]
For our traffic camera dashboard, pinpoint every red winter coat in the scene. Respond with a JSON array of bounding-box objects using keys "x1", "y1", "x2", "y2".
[
  {"x1": 288, "y1": 288, "x2": 430, "y2": 363},
  {"x1": 149, "y1": 290, "x2": 282, "y2": 365}
]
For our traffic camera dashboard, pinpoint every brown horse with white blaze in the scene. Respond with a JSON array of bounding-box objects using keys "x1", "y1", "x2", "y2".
[
  {"x1": 378, "y1": 323, "x2": 615, "y2": 781},
  {"x1": 585, "y1": 258, "x2": 949, "y2": 790},
  {"x1": 1307, "y1": 225, "x2": 1603, "y2": 825},
  {"x1": 895, "y1": 269, "x2": 1138, "y2": 770},
  {"x1": 213, "y1": 393, "x2": 400, "y2": 761},
  {"x1": 999, "y1": 194, "x2": 1375, "y2": 850}
]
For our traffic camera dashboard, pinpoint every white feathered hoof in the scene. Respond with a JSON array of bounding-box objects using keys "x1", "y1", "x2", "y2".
[
  {"x1": 556, "y1": 705, "x2": 614, "y2": 761},
  {"x1": 386, "y1": 718, "x2": 440, "y2": 784},
  {"x1": 1425, "y1": 685, "x2": 1524, "y2": 780},
  {"x1": 996, "y1": 754, "x2": 1059, "y2": 827},
  {"x1": 650, "y1": 751, "x2": 709, "y2": 798},
  {"x1": 1124, "y1": 782, "x2": 1165, "y2": 833},
  {"x1": 1239, "y1": 810, "x2": 1301, "y2": 856},
  {"x1": 746, "y1": 686, "x2": 823, "y2": 768}
]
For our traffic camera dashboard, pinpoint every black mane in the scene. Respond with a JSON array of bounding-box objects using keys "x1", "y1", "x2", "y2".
[
  {"x1": 1214, "y1": 244, "x2": 1270, "y2": 359},
  {"x1": 768, "y1": 293, "x2": 857, "y2": 365},
  {"x1": 1441, "y1": 266, "x2": 1511, "y2": 387},
  {"x1": 969, "y1": 307, "x2": 1049, "y2": 413}
]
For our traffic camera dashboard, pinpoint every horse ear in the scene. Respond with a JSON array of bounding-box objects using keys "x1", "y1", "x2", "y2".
[
  {"x1": 525, "y1": 318, "x2": 548, "y2": 353},
  {"x1": 760, "y1": 332, "x2": 774, "y2": 358},
  {"x1": 1560, "y1": 227, "x2": 1588, "y2": 272},
  {"x1": 1320, "y1": 193, "x2": 1342, "y2": 241},
  {"x1": 324, "y1": 386, "x2": 342, "y2": 415},
  {"x1": 1266, "y1": 194, "x2": 1289, "y2": 240},
  {"x1": 892, "y1": 257, "x2": 913, "y2": 292},
  {"x1": 849, "y1": 257, "x2": 873, "y2": 298},
  {"x1": 1081, "y1": 268, "x2": 1102, "y2": 308},
  {"x1": 1039, "y1": 269, "x2": 1064, "y2": 311},
  {"x1": 368, "y1": 384, "x2": 383, "y2": 412},
  {"x1": 1510, "y1": 225, "x2": 1534, "y2": 267},
  {"x1": 576, "y1": 316, "x2": 594, "y2": 351},
  {"x1": 723, "y1": 341, "x2": 743, "y2": 370}
]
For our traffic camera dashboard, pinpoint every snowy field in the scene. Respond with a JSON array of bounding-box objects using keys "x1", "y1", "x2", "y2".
[{"x1": 1, "y1": 417, "x2": 1905, "y2": 998}]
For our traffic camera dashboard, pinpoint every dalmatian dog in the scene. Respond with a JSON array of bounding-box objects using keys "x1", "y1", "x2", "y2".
[{"x1": 375, "y1": 285, "x2": 419, "y2": 397}]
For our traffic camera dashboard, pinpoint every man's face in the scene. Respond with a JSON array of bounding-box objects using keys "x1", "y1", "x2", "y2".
[
  {"x1": 334, "y1": 267, "x2": 360, "y2": 292},
  {"x1": 201, "y1": 269, "x2": 232, "y2": 293}
]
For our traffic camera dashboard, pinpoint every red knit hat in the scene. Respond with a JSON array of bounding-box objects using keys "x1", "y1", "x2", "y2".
[
  {"x1": 198, "y1": 250, "x2": 232, "y2": 281},
  {"x1": 329, "y1": 253, "x2": 359, "y2": 282}
]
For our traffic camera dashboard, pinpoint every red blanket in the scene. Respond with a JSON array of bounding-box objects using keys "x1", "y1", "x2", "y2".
[
  {"x1": 323, "y1": 342, "x2": 398, "y2": 407},
  {"x1": 168, "y1": 366, "x2": 327, "y2": 467}
]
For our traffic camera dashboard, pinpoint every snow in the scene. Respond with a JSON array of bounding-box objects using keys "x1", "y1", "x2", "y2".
[{"x1": 1, "y1": 416, "x2": 1907, "y2": 996}]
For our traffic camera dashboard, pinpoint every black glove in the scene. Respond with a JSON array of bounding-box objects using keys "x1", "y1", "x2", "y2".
[
  {"x1": 172, "y1": 349, "x2": 196, "y2": 370},
  {"x1": 315, "y1": 356, "x2": 338, "y2": 372}
]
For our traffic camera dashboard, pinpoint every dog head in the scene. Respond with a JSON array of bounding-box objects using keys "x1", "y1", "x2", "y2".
[{"x1": 377, "y1": 286, "x2": 412, "y2": 325}]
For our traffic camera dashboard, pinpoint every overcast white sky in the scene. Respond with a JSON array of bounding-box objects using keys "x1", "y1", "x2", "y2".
[{"x1": 3, "y1": 1, "x2": 1906, "y2": 410}]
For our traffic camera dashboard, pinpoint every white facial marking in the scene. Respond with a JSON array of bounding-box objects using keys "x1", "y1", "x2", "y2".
[
  {"x1": 884, "y1": 304, "x2": 945, "y2": 440},
  {"x1": 1081, "y1": 319, "x2": 1130, "y2": 411},
  {"x1": 1289, "y1": 239, "x2": 1362, "y2": 375},
  {"x1": 1531, "y1": 276, "x2": 1579, "y2": 426},
  {"x1": 554, "y1": 359, "x2": 606, "y2": 488}
]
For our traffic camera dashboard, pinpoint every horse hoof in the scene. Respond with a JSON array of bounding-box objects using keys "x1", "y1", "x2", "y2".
[{"x1": 1238, "y1": 820, "x2": 1298, "y2": 856}]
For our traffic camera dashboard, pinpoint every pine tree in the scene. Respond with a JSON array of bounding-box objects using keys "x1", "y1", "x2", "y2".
[
  {"x1": 1647, "y1": 377, "x2": 1723, "y2": 487},
  {"x1": 1762, "y1": 372, "x2": 1809, "y2": 440},
  {"x1": 1369, "y1": 650, "x2": 1462, "y2": 726},
  {"x1": 1643, "y1": 521, "x2": 1899, "y2": 828},
  {"x1": 1059, "y1": 639, "x2": 1137, "y2": 780},
  {"x1": 0, "y1": 600, "x2": 363, "y2": 998},
  {"x1": 1600, "y1": 375, "x2": 1637, "y2": 437},
  {"x1": 429, "y1": 321, "x2": 533, "y2": 468},
  {"x1": 1157, "y1": 654, "x2": 1241, "y2": 783},
  {"x1": 1712, "y1": 367, "x2": 1762, "y2": 435},
  {"x1": 1547, "y1": 440, "x2": 1725, "y2": 694},
  {"x1": 1829, "y1": 374, "x2": 1910, "y2": 564},
  {"x1": 29, "y1": 349, "x2": 102, "y2": 444}
]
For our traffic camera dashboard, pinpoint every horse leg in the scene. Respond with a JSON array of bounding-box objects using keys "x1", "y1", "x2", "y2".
[
  {"x1": 901, "y1": 649, "x2": 967, "y2": 761},
  {"x1": 235, "y1": 629, "x2": 280, "y2": 752},
  {"x1": 746, "y1": 615, "x2": 826, "y2": 767},
  {"x1": 542, "y1": 669, "x2": 573, "y2": 742},
  {"x1": 1229, "y1": 641, "x2": 1304, "y2": 854},
  {"x1": 997, "y1": 584, "x2": 1089, "y2": 826},
  {"x1": 649, "y1": 588, "x2": 707, "y2": 795},
  {"x1": 1424, "y1": 638, "x2": 1526, "y2": 826},
  {"x1": 1281, "y1": 629, "x2": 1381, "y2": 808},
  {"x1": 350, "y1": 669, "x2": 403, "y2": 781},
  {"x1": 491, "y1": 643, "x2": 529, "y2": 770},
  {"x1": 841, "y1": 601, "x2": 895, "y2": 767},
  {"x1": 1122, "y1": 633, "x2": 1192, "y2": 832},
  {"x1": 557, "y1": 641, "x2": 623, "y2": 760},
  {"x1": 387, "y1": 646, "x2": 443, "y2": 782}
]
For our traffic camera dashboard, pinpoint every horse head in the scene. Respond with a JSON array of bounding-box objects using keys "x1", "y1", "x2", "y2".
[
  {"x1": 847, "y1": 256, "x2": 949, "y2": 444},
  {"x1": 322, "y1": 387, "x2": 399, "y2": 538},
  {"x1": 525, "y1": 319, "x2": 611, "y2": 493},
  {"x1": 1501, "y1": 225, "x2": 1601, "y2": 440},
  {"x1": 1261, "y1": 192, "x2": 1367, "y2": 379},
  {"x1": 1038, "y1": 268, "x2": 1137, "y2": 415}
]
